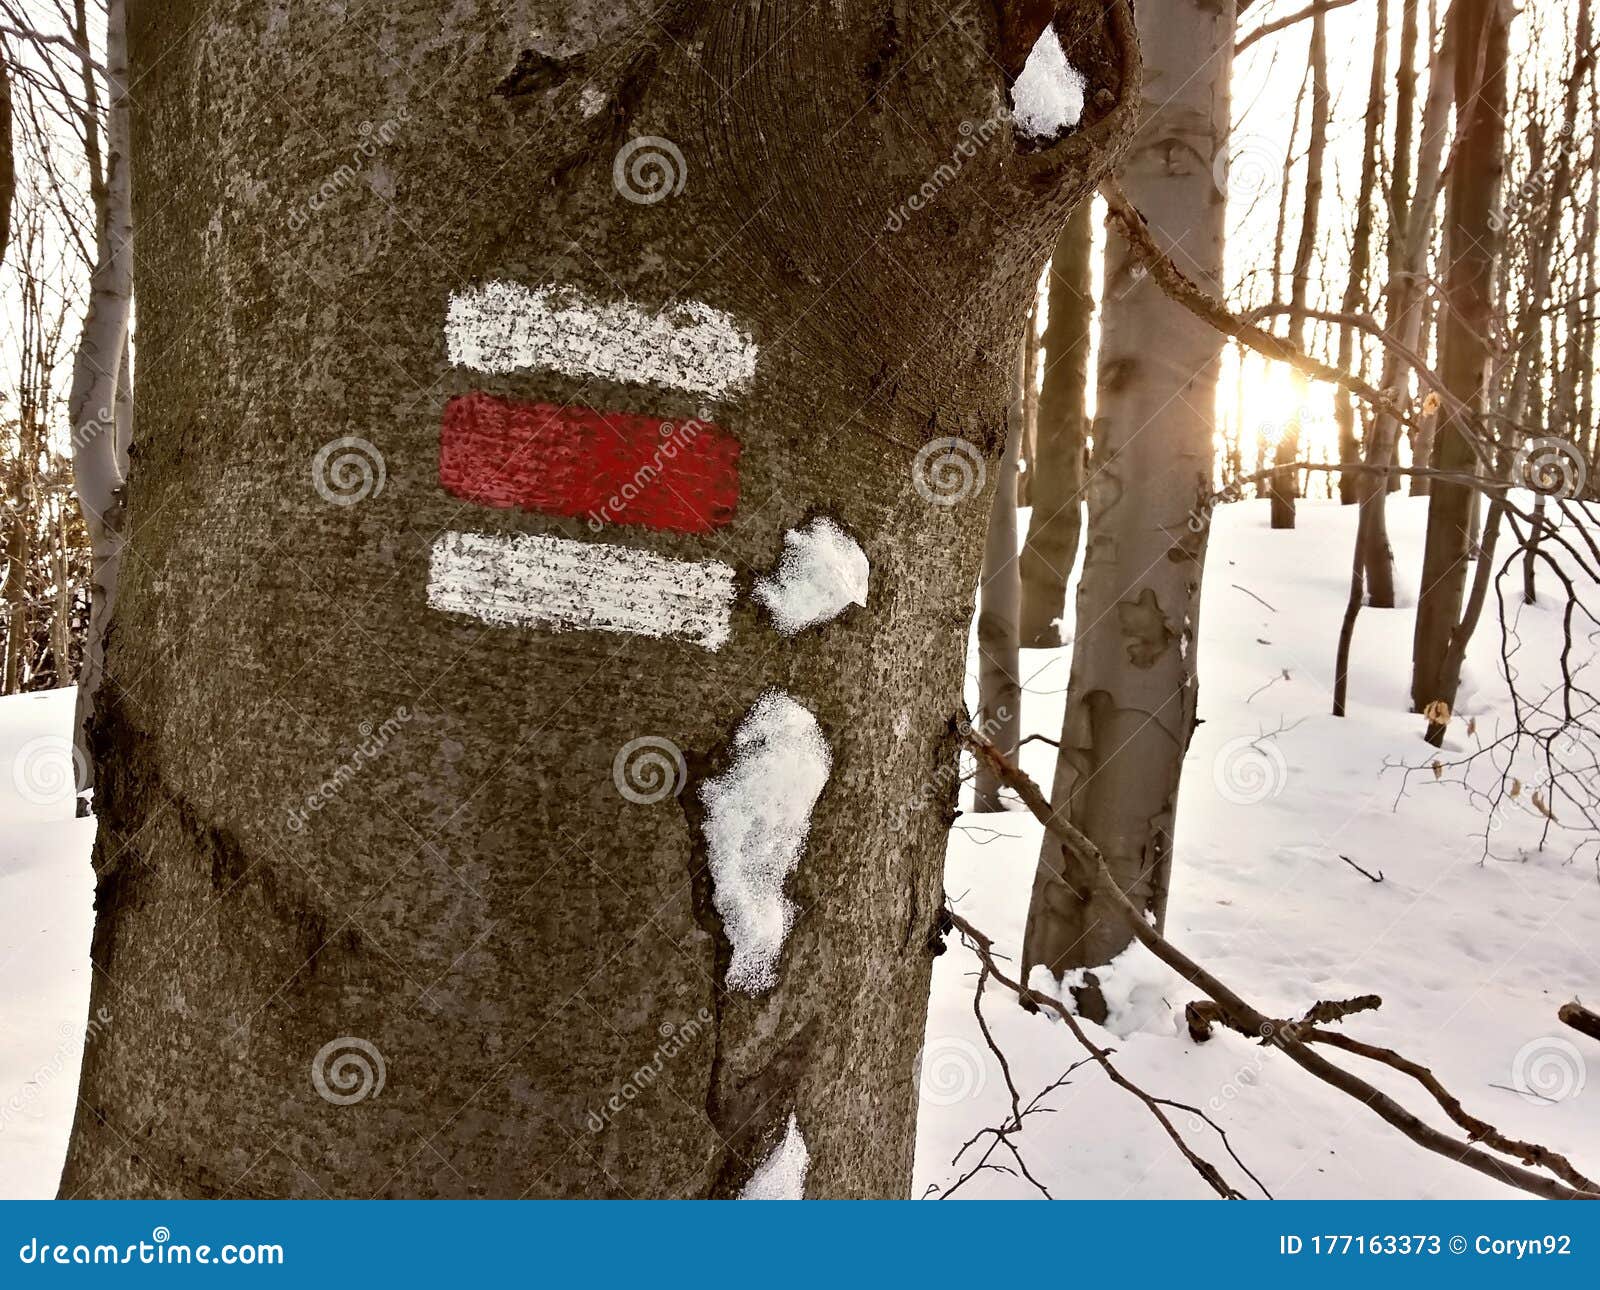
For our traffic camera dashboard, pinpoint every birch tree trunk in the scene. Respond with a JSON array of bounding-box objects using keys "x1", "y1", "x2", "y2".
[
  {"x1": 1018, "y1": 201, "x2": 1093, "y2": 648},
  {"x1": 66, "y1": 0, "x2": 132, "y2": 805},
  {"x1": 61, "y1": 0, "x2": 1139, "y2": 1199},
  {"x1": 1021, "y1": 0, "x2": 1231, "y2": 1021},
  {"x1": 1410, "y1": 0, "x2": 1511, "y2": 742}
]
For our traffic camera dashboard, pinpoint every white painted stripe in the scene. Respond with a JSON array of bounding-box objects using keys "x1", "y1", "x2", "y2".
[
  {"x1": 445, "y1": 280, "x2": 758, "y2": 401},
  {"x1": 427, "y1": 530, "x2": 735, "y2": 650}
]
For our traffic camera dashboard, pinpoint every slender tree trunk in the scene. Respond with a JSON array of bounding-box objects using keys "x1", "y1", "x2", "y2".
[
  {"x1": 1271, "y1": 12, "x2": 1328, "y2": 531},
  {"x1": 1018, "y1": 300, "x2": 1039, "y2": 506},
  {"x1": 1022, "y1": 0, "x2": 1232, "y2": 1021},
  {"x1": 51, "y1": 506, "x2": 71, "y2": 684},
  {"x1": 60, "y1": 0, "x2": 1141, "y2": 1198},
  {"x1": 1018, "y1": 201, "x2": 1093, "y2": 648},
  {"x1": 2, "y1": 415, "x2": 30, "y2": 694},
  {"x1": 1411, "y1": 0, "x2": 1511, "y2": 742},
  {"x1": 1510, "y1": 0, "x2": 1593, "y2": 603},
  {"x1": 0, "y1": 46, "x2": 13, "y2": 272},
  {"x1": 1396, "y1": 10, "x2": 1457, "y2": 499},
  {"x1": 67, "y1": 0, "x2": 132, "y2": 805},
  {"x1": 1366, "y1": 0, "x2": 1451, "y2": 602},
  {"x1": 973, "y1": 347, "x2": 1024, "y2": 811},
  {"x1": 0, "y1": 53, "x2": 14, "y2": 690},
  {"x1": 1335, "y1": 0, "x2": 1387, "y2": 506}
]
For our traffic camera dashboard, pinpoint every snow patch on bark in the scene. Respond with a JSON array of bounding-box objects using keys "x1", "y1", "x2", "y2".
[
  {"x1": 427, "y1": 530, "x2": 735, "y2": 650},
  {"x1": 445, "y1": 280, "x2": 758, "y2": 401},
  {"x1": 1010, "y1": 26, "x2": 1086, "y2": 140},
  {"x1": 739, "y1": 1113, "x2": 809, "y2": 1199},
  {"x1": 701, "y1": 691, "x2": 832, "y2": 993},
  {"x1": 753, "y1": 517, "x2": 869, "y2": 635}
]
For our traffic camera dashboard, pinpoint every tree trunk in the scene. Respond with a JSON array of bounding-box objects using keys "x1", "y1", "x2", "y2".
[
  {"x1": 67, "y1": 0, "x2": 133, "y2": 805},
  {"x1": 973, "y1": 347, "x2": 1025, "y2": 811},
  {"x1": 1018, "y1": 299, "x2": 1039, "y2": 506},
  {"x1": 1018, "y1": 200, "x2": 1093, "y2": 648},
  {"x1": 1271, "y1": 11, "x2": 1328, "y2": 531},
  {"x1": 0, "y1": 48, "x2": 13, "y2": 273},
  {"x1": 61, "y1": 0, "x2": 1140, "y2": 1199},
  {"x1": 2, "y1": 415, "x2": 30, "y2": 694},
  {"x1": 1367, "y1": 0, "x2": 1452, "y2": 596},
  {"x1": 1508, "y1": 0, "x2": 1593, "y2": 604},
  {"x1": 51, "y1": 508, "x2": 72, "y2": 684},
  {"x1": 1411, "y1": 0, "x2": 1511, "y2": 742},
  {"x1": 1335, "y1": 0, "x2": 1387, "y2": 506},
  {"x1": 1390, "y1": 6, "x2": 1457, "y2": 501},
  {"x1": 1021, "y1": 0, "x2": 1231, "y2": 1021}
]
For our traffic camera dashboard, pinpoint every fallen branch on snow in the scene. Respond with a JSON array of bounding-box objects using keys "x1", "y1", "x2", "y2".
[
  {"x1": 957, "y1": 721, "x2": 1600, "y2": 1200},
  {"x1": 1561, "y1": 1001, "x2": 1600, "y2": 1044}
]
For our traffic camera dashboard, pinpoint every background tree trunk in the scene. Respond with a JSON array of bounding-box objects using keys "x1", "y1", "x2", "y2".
[
  {"x1": 1018, "y1": 200, "x2": 1093, "y2": 648},
  {"x1": 61, "y1": 0, "x2": 1139, "y2": 1198},
  {"x1": 1335, "y1": 0, "x2": 1386, "y2": 507},
  {"x1": 1410, "y1": 0, "x2": 1511, "y2": 741},
  {"x1": 1271, "y1": 11, "x2": 1328, "y2": 531},
  {"x1": 1021, "y1": 0, "x2": 1232, "y2": 1022},
  {"x1": 1017, "y1": 299, "x2": 1039, "y2": 506},
  {"x1": 66, "y1": 0, "x2": 131, "y2": 805},
  {"x1": 973, "y1": 347, "x2": 1025, "y2": 811}
]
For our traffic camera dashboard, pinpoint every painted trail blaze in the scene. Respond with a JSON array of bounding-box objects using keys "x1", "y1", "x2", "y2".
[{"x1": 440, "y1": 392, "x2": 741, "y2": 533}]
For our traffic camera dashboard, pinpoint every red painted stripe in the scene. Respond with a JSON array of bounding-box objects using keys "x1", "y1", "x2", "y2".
[{"x1": 439, "y1": 392, "x2": 740, "y2": 533}]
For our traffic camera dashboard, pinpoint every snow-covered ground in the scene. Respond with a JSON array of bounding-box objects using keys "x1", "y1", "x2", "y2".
[
  {"x1": 915, "y1": 495, "x2": 1600, "y2": 1198},
  {"x1": 1, "y1": 496, "x2": 1597, "y2": 1199},
  {"x1": 0, "y1": 687, "x2": 95, "y2": 1199}
]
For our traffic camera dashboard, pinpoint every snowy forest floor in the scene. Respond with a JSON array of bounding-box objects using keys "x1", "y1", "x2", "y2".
[
  {"x1": 914, "y1": 493, "x2": 1600, "y2": 1199},
  {"x1": 2, "y1": 495, "x2": 1598, "y2": 1198}
]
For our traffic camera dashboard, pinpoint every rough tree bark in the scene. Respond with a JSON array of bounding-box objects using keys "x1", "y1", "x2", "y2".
[
  {"x1": 1021, "y1": 0, "x2": 1231, "y2": 1021},
  {"x1": 1018, "y1": 200, "x2": 1093, "y2": 648},
  {"x1": 61, "y1": 0, "x2": 1140, "y2": 1199},
  {"x1": 1411, "y1": 0, "x2": 1511, "y2": 742}
]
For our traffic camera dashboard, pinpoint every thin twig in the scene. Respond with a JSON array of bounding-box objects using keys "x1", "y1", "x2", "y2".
[{"x1": 1337, "y1": 853, "x2": 1385, "y2": 883}]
